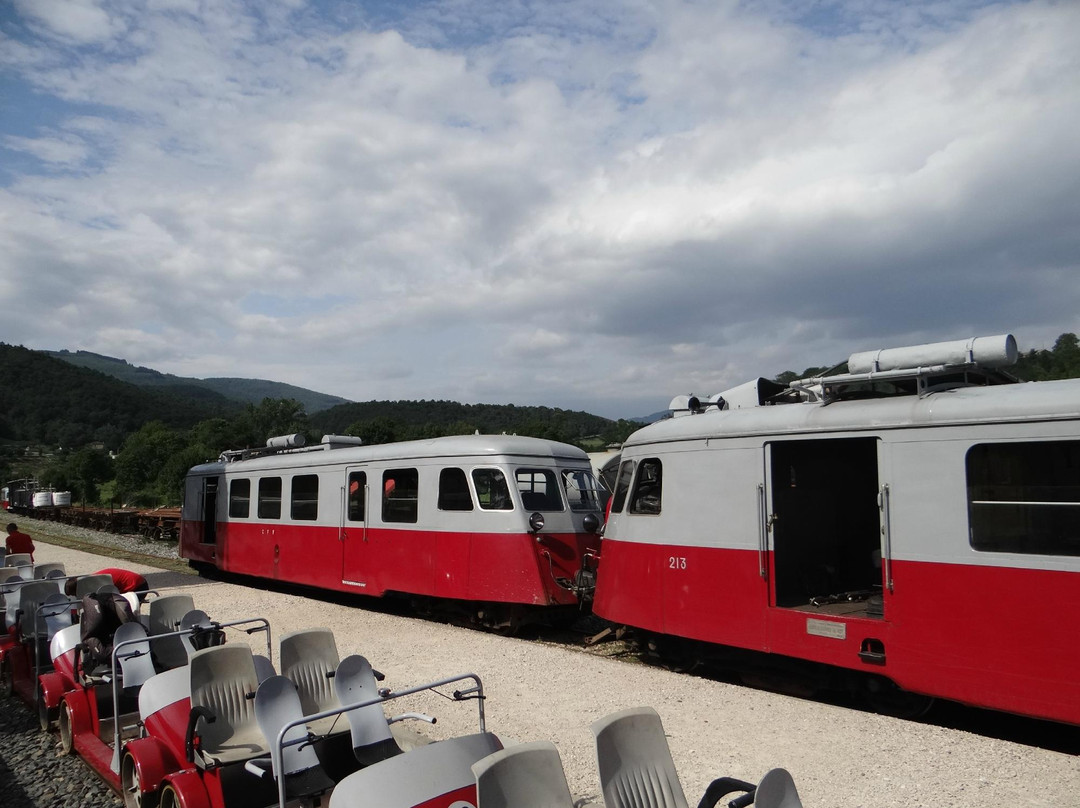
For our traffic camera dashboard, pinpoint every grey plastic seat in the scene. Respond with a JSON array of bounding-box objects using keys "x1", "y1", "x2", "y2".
[
  {"x1": 74, "y1": 574, "x2": 113, "y2": 598},
  {"x1": 33, "y1": 562, "x2": 65, "y2": 579},
  {"x1": 149, "y1": 594, "x2": 196, "y2": 670},
  {"x1": 179, "y1": 609, "x2": 221, "y2": 659},
  {"x1": 0, "y1": 547, "x2": 6, "y2": 566},
  {"x1": 592, "y1": 706, "x2": 690, "y2": 808},
  {"x1": 5, "y1": 553, "x2": 32, "y2": 568},
  {"x1": 253, "y1": 654, "x2": 276, "y2": 683},
  {"x1": 472, "y1": 740, "x2": 575, "y2": 808},
  {"x1": 189, "y1": 644, "x2": 267, "y2": 768},
  {"x1": 2, "y1": 573, "x2": 23, "y2": 630},
  {"x1": 280, "y1": 627, "x2": 342, "y2": 735},
  {"x1": 39, "y1": 592, "x2": 73, "y2": 640},
  {"x1": 333, "y1": 654, "x2": 401, "y2": 765},
  {"x1": 114, "y1": 621, "x2": 157, "y2": 692},
  {"x1": 249, "y1": 675, "x2": 335, "y2": 799},
  {"x1": 18, "y1": 580, "x2": 60, "y2": 642},
  {"x1": 753, "y1": 769, "x2": 804, "y2": 808}
]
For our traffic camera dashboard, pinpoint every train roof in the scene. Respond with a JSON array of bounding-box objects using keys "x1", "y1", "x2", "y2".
[
  {"x1": 187, "y1": 433, "x2": 591, "y2": 475},
  {"x1": 626, "y1": 376, "x2": 1080, "y2": 448}
]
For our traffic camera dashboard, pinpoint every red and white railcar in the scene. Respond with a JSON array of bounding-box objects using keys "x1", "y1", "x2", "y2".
[
  {"x1": 180, "y1": 434, "x2": 602, "y2": 629},
  {"x1": 594, "y1": 335, "x2": 1080, "y2": 725}
]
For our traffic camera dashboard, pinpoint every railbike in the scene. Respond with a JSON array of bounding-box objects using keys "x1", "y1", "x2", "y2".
[
  {"x1": 594, "y1": 335, "x2": 1080, "y2": 725},
  {"x1": 180, "y1": 434, "x2": 603, "y2": 630}
]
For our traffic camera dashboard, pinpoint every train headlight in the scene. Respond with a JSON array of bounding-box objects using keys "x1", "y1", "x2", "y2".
[
  {"x1": 582, "y1": 513, "x2": 600, "y2": 533},
  {"x1": 529, "y1": 512, "x2": 545, "y2": 533}
]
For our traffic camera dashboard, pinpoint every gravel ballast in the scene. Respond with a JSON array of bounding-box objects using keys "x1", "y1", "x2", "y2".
[{"x1": 2, "y1": 517, "x2": 1077, "y2": 807}]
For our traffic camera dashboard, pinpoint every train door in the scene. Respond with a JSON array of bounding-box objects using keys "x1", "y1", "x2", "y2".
[
  {"x1": 201, "y1": 477, "x2": 219, "y2": 545},
  {"x1": 341, "y1": 467, "x2": 372, "y2": 591},
  {"x1": 764, "y1": 438, "x2": 884, "y2": 614}
]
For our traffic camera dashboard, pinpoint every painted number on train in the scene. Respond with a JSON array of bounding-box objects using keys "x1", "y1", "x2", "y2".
[{"x1": 668, "y1": 556, "x2": 687, "y2": 570}]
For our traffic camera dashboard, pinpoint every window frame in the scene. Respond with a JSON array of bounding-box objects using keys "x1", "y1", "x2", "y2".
[
  {"x1": 257, "y1": 477, "x2": 283, "y2": 520},
  {"x1": 628, "y1": 458, "x2": 663, "y2": 515},
  {"x1": 229, "y1": 478, "x2": 251, "y2": 518},
  {"x1": 382, "y1": 468, "x2": 419, "y2": 524},
  {"x1": 290, "y1": 474, "x2": 320, "y2": 521},
  {"x1": 966, "y1": 440, "x2": 1080, "y2": 557}
]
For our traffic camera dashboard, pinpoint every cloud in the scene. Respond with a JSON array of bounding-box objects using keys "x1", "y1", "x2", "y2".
[{"x1": 0, "y1": 0, "x2": 1077, "y2": 419}]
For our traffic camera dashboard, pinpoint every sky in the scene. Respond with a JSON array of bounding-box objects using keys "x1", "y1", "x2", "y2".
[{"x1": 1, "y1": 0, "x2": 1078, "y2": 420}]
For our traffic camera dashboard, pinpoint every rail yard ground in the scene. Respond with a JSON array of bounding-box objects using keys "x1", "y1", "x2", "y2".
[{"x1": 2, "y1": 517, "x2": 1078, "y2": 808}]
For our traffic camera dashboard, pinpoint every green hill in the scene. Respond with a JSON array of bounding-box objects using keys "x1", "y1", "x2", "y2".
[
  {"x1": 0, "y1": 344, "x2": 237, "y2": 449},
  {"x1": 45, "y1": 349, "x2": 351, "y2": 413},
  {"x1": 310, "y1": 399, "x2": 627, "y2": 450}
]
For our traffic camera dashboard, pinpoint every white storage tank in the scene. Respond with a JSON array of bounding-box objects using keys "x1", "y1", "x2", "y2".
[
  {"x1": 53, "y1": 491, "x2": 72, "y2": 507},
  {"x1": 32, "y1": 491, "x2": 54, "y2": 507}
]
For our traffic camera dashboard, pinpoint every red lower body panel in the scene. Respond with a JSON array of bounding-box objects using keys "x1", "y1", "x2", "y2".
[{"x1": 595, "y1": 539, "x2": 1079, "y2": 725}]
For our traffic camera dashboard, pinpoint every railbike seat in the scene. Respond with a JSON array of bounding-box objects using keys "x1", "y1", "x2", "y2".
[
  {"x1": 187, "y1": 644, "x2": 268, "y2": 768},
  {"x1": 149, "y1": 594, "x2": 196, "y2": 670},
  {"x1": 113, "y1": 621, "x2": 157, "y2": 692},
  {"x1": 333, "y1": 654, "x2": 402, "y2": 766},
  {"x1": 472, "y1": 740, "x2": 575, "y2": 808},
  {"x1": 246, "y1": 674, "x2": 335, "y2": 800},
  {"x1": 280, "y1": 627, "x2": 344, "y2": 737}
]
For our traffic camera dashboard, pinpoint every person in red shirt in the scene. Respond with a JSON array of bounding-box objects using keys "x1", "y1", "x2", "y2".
[
  {"x1": 65, "y1": 567, "x2": 150, "y2": 601},
  {"x1": 5, "y1": 522, "x2": 34, "y2": 559},
  {"x1": 95, "y1": 568, "x2": 149, "y2": 596}
]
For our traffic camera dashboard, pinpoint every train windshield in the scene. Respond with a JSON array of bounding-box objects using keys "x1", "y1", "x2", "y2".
[
  {"x1": 561, "y1": 469, "x2": 603, "y2": 512},
  {"x1": 515, "y1": 469, "x2": 565, "y2": 511}
]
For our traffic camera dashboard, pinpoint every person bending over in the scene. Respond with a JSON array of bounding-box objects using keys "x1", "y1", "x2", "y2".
[{"x1": 65, "y1": 567, "x2": 150, "y2": 601}]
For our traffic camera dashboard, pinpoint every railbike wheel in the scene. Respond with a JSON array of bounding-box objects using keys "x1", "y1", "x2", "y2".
[
  {"x1": 37, "y1": 684, "x2": 57, "y2": 731},
  {"x1": 122, "y1": 751, "x2": 158, "y2": 808},
  {"x1": 0, "y1": 658, "x2": 12, "y2": 699},
  {"x1": 58, "y1": 700, "x2": 76, "y2": 755},
  {"x1": 158, "y1": 785, "x2": 180, "y2": 808}
]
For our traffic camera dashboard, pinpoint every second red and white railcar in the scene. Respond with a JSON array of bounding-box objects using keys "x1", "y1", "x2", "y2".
[
  {"x1": 594, "y1": 335, "x2": 1080, "y2": 725},
  {"x1": 180, "y1": 434, "x2": 602, "y2": 629}
]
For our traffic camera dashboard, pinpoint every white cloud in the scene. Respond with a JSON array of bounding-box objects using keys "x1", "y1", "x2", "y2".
[
  {"x1": 12, "y1": 0, "x2": 120, "y2": 44},
  {"x1": 0, "y1": 1, "x2": 1078, "y2": 418}
]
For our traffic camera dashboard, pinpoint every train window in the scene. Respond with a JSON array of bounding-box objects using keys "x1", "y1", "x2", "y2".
[
  {"x1": 347, "y1": 472, "x2": 367, "y2": 522},
  {"x1": 383, "y1": 469, "x2": 419, "y2": 523},
  {"x1": 258, "y1": 477, "x2": 282, "y2": 519},
  {"x1": 562, "y1": 469, "x2": 602, "y2": 512},
  {"x1": 609, "y1": 460, "x2": 635, "y2": 514},
  {"x1": 515, "y1": 469, "x2": 564, "y2": 511},
  {"x1": 472, "y1": 469, "x2": 513, "y2": 510},
  {"x1": 629, "y1": 458, "x2": 662, "y2": 515},
  {"x1": 967, "y1": 441, "x2": 1080, "y2": 556},
  {"x1": 229, "y1": 479, "x2": 250, "y2": 518},
  {"x1": 291, "y1": 474, "x2": 319, "y2": 521},
  {"x1": 438, "y1": 468, "x2": 474, "y2": 511}
]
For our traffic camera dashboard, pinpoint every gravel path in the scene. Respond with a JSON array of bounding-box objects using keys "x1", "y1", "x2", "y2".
[{"x1": 3, "y1": 517, "x2": 1078, "y2": 807}]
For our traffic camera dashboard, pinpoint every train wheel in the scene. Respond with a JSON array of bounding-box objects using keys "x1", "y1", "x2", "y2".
[
  {"x1": 58, "y1": 700, "x2": 76, "y2": 755},
  {"x1": 644, "y1": 634, "x2": 702, "y2": 673},
  {"x1": 122, "y1": 751, "x2": 159, "y2": 808},
  {"x1": 863, "y1": 676, "x2": 935, "y2": 719},
  {"x1": 0, "y1": 658, "x2": 12, "y2": 699}
]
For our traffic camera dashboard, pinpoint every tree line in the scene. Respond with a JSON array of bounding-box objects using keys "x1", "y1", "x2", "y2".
[
  {"x1": 773, "y1": 333, "x2": 1080, "y2": 384},
  {"x1": 6, "y1": 334, "x2": 1078, "y2": 509}
]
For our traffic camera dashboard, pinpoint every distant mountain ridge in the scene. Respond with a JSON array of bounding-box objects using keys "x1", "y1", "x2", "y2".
[{"x1": 45, "y1": 350, "x2": 351, "y2": 414}]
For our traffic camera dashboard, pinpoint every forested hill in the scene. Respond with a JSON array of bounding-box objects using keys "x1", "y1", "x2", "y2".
[
  {"x1": 0, "y1": 344, "x2": 238, "y2": 448},
  {"x1": 311, "y1": 400, "x2": 627, "y2": 446},
  {"x1": 44, "y1": 349, "x2": 350, "y2": 413}
]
